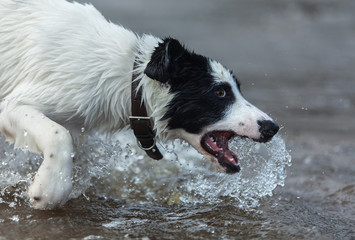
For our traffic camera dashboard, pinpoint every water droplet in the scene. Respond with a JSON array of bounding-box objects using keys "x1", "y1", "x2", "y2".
[
  {"x1": 23, "y1": 129, "x2": 28, "y2": 137},
  {"x1": 81, "y1": 127, "x2": 85, "y2": 133},
  {"x1": 9, "y1": 215, "x2": 19, "y2": 222}
]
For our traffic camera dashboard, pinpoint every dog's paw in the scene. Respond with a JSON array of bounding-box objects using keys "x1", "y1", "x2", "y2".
[{"x1": 28, "y1": 169, "x2": 72, "y2": 210}]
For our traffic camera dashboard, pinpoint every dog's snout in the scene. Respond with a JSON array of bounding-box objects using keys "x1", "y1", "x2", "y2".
[{"x1": 257, "y1": 120, "x2": 279, "y2": 142}]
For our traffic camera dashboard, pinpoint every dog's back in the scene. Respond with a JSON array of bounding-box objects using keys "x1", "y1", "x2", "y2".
[
  {"x1": 0, "y1": 0, "x2": 145, "y2": 209},
  {"x1": 0, "y1": 0, "x2": 137, "y2": 129}
]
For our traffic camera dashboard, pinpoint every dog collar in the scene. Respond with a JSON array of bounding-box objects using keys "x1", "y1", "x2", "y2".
[{"x1": 130, "y1": 60, "x2": 163, "y2": 160}]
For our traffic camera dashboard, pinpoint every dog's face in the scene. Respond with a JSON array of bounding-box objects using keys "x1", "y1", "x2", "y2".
[{"x1": 145, "y1": 38, "x2": 279, "y2": 174}]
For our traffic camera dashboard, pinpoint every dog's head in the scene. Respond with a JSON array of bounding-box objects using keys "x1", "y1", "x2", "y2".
[{"x1": 144, "y1": 38, "x2": 279, "y2": 173}]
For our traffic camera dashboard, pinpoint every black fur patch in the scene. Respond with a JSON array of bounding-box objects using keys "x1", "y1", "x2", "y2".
[{"x1": 145, "y1": 38, "x2": 237, "y2": 134}]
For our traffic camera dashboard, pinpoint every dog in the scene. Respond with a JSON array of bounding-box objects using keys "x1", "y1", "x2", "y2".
[{"x1": 0, "y1": 0, "x2": 279, "y2": 209}]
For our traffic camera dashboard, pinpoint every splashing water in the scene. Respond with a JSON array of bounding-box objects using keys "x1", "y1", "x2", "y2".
[{"x1": 0, "y1": 130, "x2": 291, "y2": 209}]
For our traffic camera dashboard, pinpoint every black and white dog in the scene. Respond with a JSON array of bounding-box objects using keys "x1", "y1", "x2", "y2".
[{"x1": 0, "y1": 0, "x2": 279, "y2": 209}]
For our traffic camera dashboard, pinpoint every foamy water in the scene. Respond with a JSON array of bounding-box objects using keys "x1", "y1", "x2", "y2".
[{"x1": 0, "y1": 130, "x2": 291, "y2": 210}]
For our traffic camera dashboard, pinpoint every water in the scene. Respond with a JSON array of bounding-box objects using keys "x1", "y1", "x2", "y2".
[
  {"x1": 0, "y1": 131, "x2": 291, "y2": 207},
  {"x1": 0, "y1": 131, "x2": 293, "y2": 239},
  {"x1": 1, "y1": 0, "x2": 355, "y2": 239}
]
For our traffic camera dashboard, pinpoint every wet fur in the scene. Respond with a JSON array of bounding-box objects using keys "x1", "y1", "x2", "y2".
[{"x1": 0, "y1": 0, "x2": 278, "y2": 209}]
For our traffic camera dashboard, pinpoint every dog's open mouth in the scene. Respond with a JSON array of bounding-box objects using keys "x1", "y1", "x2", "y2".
[{"x1": 201, "y1": 131, "x2": 240, "y2": 174}]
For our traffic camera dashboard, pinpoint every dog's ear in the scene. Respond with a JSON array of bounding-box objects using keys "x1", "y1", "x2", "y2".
[{"x1": 144, "y1": 38, "x2": 185, "y2": 83}]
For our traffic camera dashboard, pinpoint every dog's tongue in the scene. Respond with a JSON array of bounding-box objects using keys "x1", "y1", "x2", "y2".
[{"x1": 201, "y1": 131, "x2": 240, "y2": 173}]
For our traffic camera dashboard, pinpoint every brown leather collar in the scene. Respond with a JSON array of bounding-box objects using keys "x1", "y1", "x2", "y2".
[{"x1": 130, "y1": 60, "x2": 163, "y2": 160}]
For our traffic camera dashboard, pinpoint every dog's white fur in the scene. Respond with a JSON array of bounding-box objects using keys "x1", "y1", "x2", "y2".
[{"x1": 0, "y1": 0, "x2": 272, "y2": 209}]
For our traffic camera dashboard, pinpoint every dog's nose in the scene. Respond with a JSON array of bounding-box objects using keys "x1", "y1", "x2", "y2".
[{"x1": 257, "y1": 120, "x2": 279, "y2": 143}]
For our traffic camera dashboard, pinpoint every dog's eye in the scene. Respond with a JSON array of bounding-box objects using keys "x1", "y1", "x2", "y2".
[{"x1": 215, "y1": 88, "x2": 226, "y2": 98}]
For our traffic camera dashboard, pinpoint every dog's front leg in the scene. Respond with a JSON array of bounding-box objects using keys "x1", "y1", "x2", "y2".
[{"x1": 0, "y1": 105, "x2": 74, "y2": 209}]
